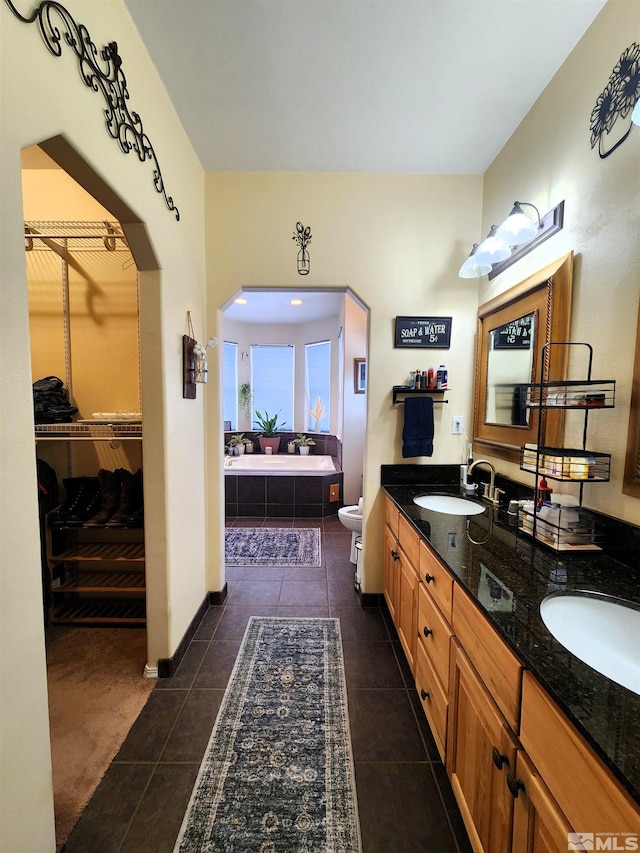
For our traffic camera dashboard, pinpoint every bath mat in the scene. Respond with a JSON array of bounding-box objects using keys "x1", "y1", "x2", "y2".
[
  {"x1": 225, "y1": 526, "x2": 321, "y2": 566},
  {"x1": 174, "y1": 617, "x2": 362, "y2": 852}
]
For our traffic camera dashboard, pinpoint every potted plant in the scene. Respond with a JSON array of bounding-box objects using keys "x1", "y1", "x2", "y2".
[
  {"x1": 238, "y1": 383, "x2": 252, "y2": 423},
  {"x1": 294, "y1": 433, "x2": 316, "y2": 456},
  {"x1": 227, "y1": 433, "x2": 251, "y2": 455},
  {"x1": 253, "y1": 410, "x2": 286, "y2": 454}
]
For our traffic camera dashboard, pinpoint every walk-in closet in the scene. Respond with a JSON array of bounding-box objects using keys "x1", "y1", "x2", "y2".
[
  {"x1": 29, "y1": 218, "x2": 145, "y2": 626},
  {"x1": 22, "y1": 148, "x2": 155, "y2": 846}
]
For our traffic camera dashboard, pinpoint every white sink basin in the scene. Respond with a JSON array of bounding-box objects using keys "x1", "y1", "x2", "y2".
[
  {"x1": 413, "y1": 495, "x2": 485, "y2": 516},
  {"x1": 540, "y1": 593, "x2": 640, "y2": 695}
]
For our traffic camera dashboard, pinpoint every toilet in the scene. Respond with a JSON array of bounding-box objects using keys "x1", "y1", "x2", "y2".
[{"x1": 338, "y1": 497, "x2": 363, "y2": 563}]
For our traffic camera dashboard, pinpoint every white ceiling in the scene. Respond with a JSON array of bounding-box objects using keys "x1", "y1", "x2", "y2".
[
  {"x1": 222, "y1": 289, "x2": 346, "y2": 324},
  {"x1": 123, "y1": 0, "x2": 605, "y2": 174}
]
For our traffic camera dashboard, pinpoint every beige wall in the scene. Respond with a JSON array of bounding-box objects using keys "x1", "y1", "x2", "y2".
[
  {"x1": 204, "y1": 172, "x2": 484, "y2": 597},
  {"x1": 481, "y1": 0, "x2": 640, "y2": 524},
  {"x1": 0, "y1": 3, "x2": 207, "y2": 850}
]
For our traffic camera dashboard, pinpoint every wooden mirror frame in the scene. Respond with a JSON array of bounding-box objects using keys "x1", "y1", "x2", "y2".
[
  {"x1": 473, "y1": 252, "x2": 573, "y2": 464},
  {"x1": 623, "y1": 298, "x2": 640, "y2": 497}
]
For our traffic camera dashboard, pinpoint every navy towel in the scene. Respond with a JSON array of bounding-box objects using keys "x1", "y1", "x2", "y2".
[{"x1": 402, "y1": 397, "x2": 434, "y2": 458}]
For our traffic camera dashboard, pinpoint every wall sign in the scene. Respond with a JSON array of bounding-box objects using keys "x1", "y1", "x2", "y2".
[
  {"x1": 394, "y1": 316, "x2": 452, "y2": 348},
  {"x1": 491, "y1": 314, "x2": 533, "y2": 349}
]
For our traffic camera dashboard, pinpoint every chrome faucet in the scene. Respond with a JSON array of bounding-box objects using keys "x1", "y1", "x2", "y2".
[{"x1": 467, "y1": 459, "x2": 504, "y2": 506}]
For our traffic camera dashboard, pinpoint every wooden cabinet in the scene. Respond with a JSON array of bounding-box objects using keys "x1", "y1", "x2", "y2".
[
  {"x1": 511, "y1": 750, "x2": 575, "y2": 853},
  {"x1": 419, "y1": 538, "x2": 453, "y2": 622},
  {"x1": 452, "y1": 586, "x2": 522, "y2": 732},
  {"x1": 520, "y1": 671, "x2": 640, "y2": 836},
  {"x1": 447, "y1": 639, "x2": 519, "y2": 853},
  {"x1": 415, "y1": 638, "x2": 448, "y2": 761},
  {"x1": 417, "y1": 582, "x2": 452, "y2": 689},
  {"x1": 397, "y1": 548, "x2": 418, "y2": 672},
  {"x1": 383, "y1": 524, "x2": 400, "y2": 623}
]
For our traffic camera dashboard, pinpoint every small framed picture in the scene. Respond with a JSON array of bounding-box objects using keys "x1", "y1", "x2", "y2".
[{"x1": 354, "y1": 358, "x2": 366, "y2": 393}]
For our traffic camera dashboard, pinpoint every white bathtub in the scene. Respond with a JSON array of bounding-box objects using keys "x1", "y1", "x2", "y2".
[{"x1": 224, "y1": 454, "x2": 337, "y2": 474}]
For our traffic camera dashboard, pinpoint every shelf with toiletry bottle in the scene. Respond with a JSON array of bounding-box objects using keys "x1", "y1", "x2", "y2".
[
  {"x1": 393, "y1": 365, "x2": 450, "y2": 405},
  {"x1": 517, "y1": 342, "x2": 615, "y2": 552}
]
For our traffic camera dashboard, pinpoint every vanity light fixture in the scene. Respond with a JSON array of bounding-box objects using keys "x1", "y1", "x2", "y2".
[
  {"x1": 234, "y1": 297, "x2": 247, "y2": 305},
  {"x1": 459, "y1": 200, "x2": 564, "y2": 280},
  {"x1": 474, "y1": 225, "x2": 512, "y2": 266},
  {"x1": 458, "y1": 244, "x2": 493, "y2": 279},
  {"x1": 495, "y1": 201, "x2": 542, "y2": 246},
  {"x1": 632, "y1": 98, "x2": 640, "y2": 125},
  {"x1": 290, "y1": 298, "x2": 303, "y2": 305}
]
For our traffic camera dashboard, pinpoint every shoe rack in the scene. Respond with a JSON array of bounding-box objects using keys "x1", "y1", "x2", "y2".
[{"x1": 39, "y1": 429, "x2": 146, "y2": 626}]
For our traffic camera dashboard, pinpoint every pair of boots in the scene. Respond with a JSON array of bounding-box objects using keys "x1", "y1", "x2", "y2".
[
  {"x1": 48, "y1": 469, "x2": 143, "y2": 529},
  {"x1": 85, "y1": 468, "x2": 143, "y2": 528},
  {"x1": 48, "y1": 477, "x2": 101, "y2": 528}
]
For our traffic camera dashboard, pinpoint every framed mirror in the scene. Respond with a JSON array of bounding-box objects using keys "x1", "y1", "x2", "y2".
[{"x1": 473, "y1": 252, "x2": 573, "y2": 463}]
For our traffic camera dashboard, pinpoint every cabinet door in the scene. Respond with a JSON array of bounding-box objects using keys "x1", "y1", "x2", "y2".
[
  {"x1": 418, "y1": 581, "x2": 452, "y2": 689},
  {"x1": 419, "y1": 538, "x2": 454, "y2": 622},
  {"x1": 511, "y1": 750, "x2": 576, "y2": 853},
  {"x1": 447, "y1": 640, "x2": 518, "y2": 853},
  {"x1": 383, "y1": 525, "x2": 400, "y2": 623},
  {"x1": 415, "y1": 638, "x2": 448, "y2": 762},
  {"x1": 397, "y1": 549, "x2": 418, "y2": 673}
]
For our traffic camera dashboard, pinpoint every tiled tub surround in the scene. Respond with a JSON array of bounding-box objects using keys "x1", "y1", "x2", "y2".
[
  {"x1": 224, "y1": 433, "x2": 343, "y2": 518},
  {"x1": 225, "y1": 458, "x2": 342, "y2": 518},
  {"x1": 381, "y1": 464, "x2": 640, "y2": 805}
]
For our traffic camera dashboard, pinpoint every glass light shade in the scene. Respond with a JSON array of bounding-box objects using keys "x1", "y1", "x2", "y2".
[
  {"x1": 474, "y1": 226, "x2": 511, "y2": 265},
  {"x1": 458, "y1": 244, "x2": 492, "y2": 278},
  {"x1": 632, "y1": 98, "x2": 640, "y2": 126},
  {"x1": 495, "y1": 210, "x2": 538, "y2": 246}
]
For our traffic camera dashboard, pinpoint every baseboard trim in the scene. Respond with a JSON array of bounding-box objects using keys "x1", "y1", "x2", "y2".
[
  {"x1": 157, "y1": 593, "x2": 210, "y2": 678},
  {"x1": 209, "y1": 584, "x2": 228, "y2": 605},
  {"x1": 359, "y1": 591, "x2": 382, "y2": 608},
  {"x1": 143, "y1": 664, "x2": 159, "y2": 679}
]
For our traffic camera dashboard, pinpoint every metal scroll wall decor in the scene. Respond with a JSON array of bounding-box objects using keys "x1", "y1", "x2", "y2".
[
  {"x1": 292, "y1": 222, "x2": 312, "y2": 275},
  {"x1": 4, "y1": 0, "x2": 180, "y2": 220},
  {"x1": 590, "y1": 42, "x2": 640, "y2": 159}
]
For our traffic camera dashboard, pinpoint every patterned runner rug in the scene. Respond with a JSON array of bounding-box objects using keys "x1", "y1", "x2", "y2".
[
  {"x1": 174, "y1": 617, "x2": 362, "y2": 852},
  {"x1": 225, "y1": 527, "x2": 322, "y2": 566}
]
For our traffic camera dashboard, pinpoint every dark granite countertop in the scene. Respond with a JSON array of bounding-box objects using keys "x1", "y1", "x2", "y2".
[{"x1": 381, "y1": 465, "x2": 640, "y2": 805}]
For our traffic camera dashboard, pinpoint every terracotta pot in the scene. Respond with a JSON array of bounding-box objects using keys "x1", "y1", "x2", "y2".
[{"x1": 258, "y1": 437, "x2": 281, "y2": 454}]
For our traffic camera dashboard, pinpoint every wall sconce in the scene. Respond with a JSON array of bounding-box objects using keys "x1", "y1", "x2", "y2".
[
  {"x1": 183, "y1": 311, "x2": 217, "y2": 398},
  {"x1": 459, "y1": 200, "x2": 564, "y2": 280}
]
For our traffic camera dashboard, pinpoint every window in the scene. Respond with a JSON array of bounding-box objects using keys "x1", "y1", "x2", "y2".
[
  {"x1": 305, "y1": 340, "x2": 330, "y2": 431},
  {"x1": 222, "y1": 341, "x2": 238, "y2": 429},
  {"x1": 251, "y1": 345, "x2": 294, "y2": 429}
]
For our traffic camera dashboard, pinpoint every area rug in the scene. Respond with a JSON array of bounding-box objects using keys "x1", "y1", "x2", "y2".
[
  {"x1": 174, "y1": 617, "x2": 362, "y2": 852},
  {"x1": 225, "y1": 527, "x2": 322, "y2": 566}
]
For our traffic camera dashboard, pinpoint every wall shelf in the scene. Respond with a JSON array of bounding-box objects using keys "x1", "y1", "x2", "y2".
[{"x1": 392, "y1": 386, "x2": 449, "y2": 405}]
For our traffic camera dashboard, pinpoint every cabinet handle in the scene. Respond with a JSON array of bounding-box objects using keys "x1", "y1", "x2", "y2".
[
  {"x1": 424, "y1": 572, "x2": 434, "y2": 583},
  {"x1": 506, "y1": 773, "x2": 525, "y2": 798},
  {"x1": 423, "y1": 626, "x2": 433, "y2": 638},
  {"x1": 390, "y1": 549, "x2": 399, "y2": 561},
  {"x1": 420, "y1": 688, "x2": 429, "y2": 700},
  {"x1": 491, "y1": 747, "x2": 509, "y2": 770}
]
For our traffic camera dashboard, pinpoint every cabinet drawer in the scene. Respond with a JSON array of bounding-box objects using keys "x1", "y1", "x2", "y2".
[
  {"x1": 520, "y1": 671, "x2": 640, "y2": 834},
  {"x1": 452, "y1": 587, "x2": 522, "y2": 732},
  {"x1": 419, "y1": 539, "x2": 454, "y2": 622},
  {"x1": 415, "y1": 638, "x2": 448, "y2": 762},
  {"x1": 384, "y1": 495, "x2": 399, "y2": 539},
  {"x1": 418, "y1": 582, "x2": 452, "y2": 689},
  {"x1": 398, "y1": 513, "x2": 420, "y2": 570}
]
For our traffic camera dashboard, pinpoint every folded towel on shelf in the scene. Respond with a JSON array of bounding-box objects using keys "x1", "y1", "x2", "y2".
[{"x1": 402, "y1": 397, "x2": 434, "y2": 458}]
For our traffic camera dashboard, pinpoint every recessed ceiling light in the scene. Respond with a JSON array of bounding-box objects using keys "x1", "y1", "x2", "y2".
[
  {"x1": 290, "y1": 299, "x2": 303, "y2": 306},
  {"x1": 235, "y1": 297, "x2": 247, "y2": 305}
]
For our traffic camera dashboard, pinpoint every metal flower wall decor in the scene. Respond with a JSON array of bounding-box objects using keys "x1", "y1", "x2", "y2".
[
  {"x1": 292, "y1": 222, "x2": 312, "y2": 275},
  {"x1": 590, "y1": 42, "x2": 640, "y2": 159},
  {"x1": 5, "y1": 0, "x2": 180, "y2": 220}
]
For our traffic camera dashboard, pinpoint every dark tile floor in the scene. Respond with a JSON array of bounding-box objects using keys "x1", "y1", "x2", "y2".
[{"x1": 63, "y1": 516, "x2": 472, "y2": 853}]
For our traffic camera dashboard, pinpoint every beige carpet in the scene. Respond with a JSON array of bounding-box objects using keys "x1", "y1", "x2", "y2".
[{"x1": 46, "y1": 626, "x2": 155, "y2": 846}]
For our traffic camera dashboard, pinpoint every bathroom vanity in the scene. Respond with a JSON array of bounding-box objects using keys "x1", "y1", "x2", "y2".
[{"x1": 381, "y1": 465, "x2": 639, "y2": 853}]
